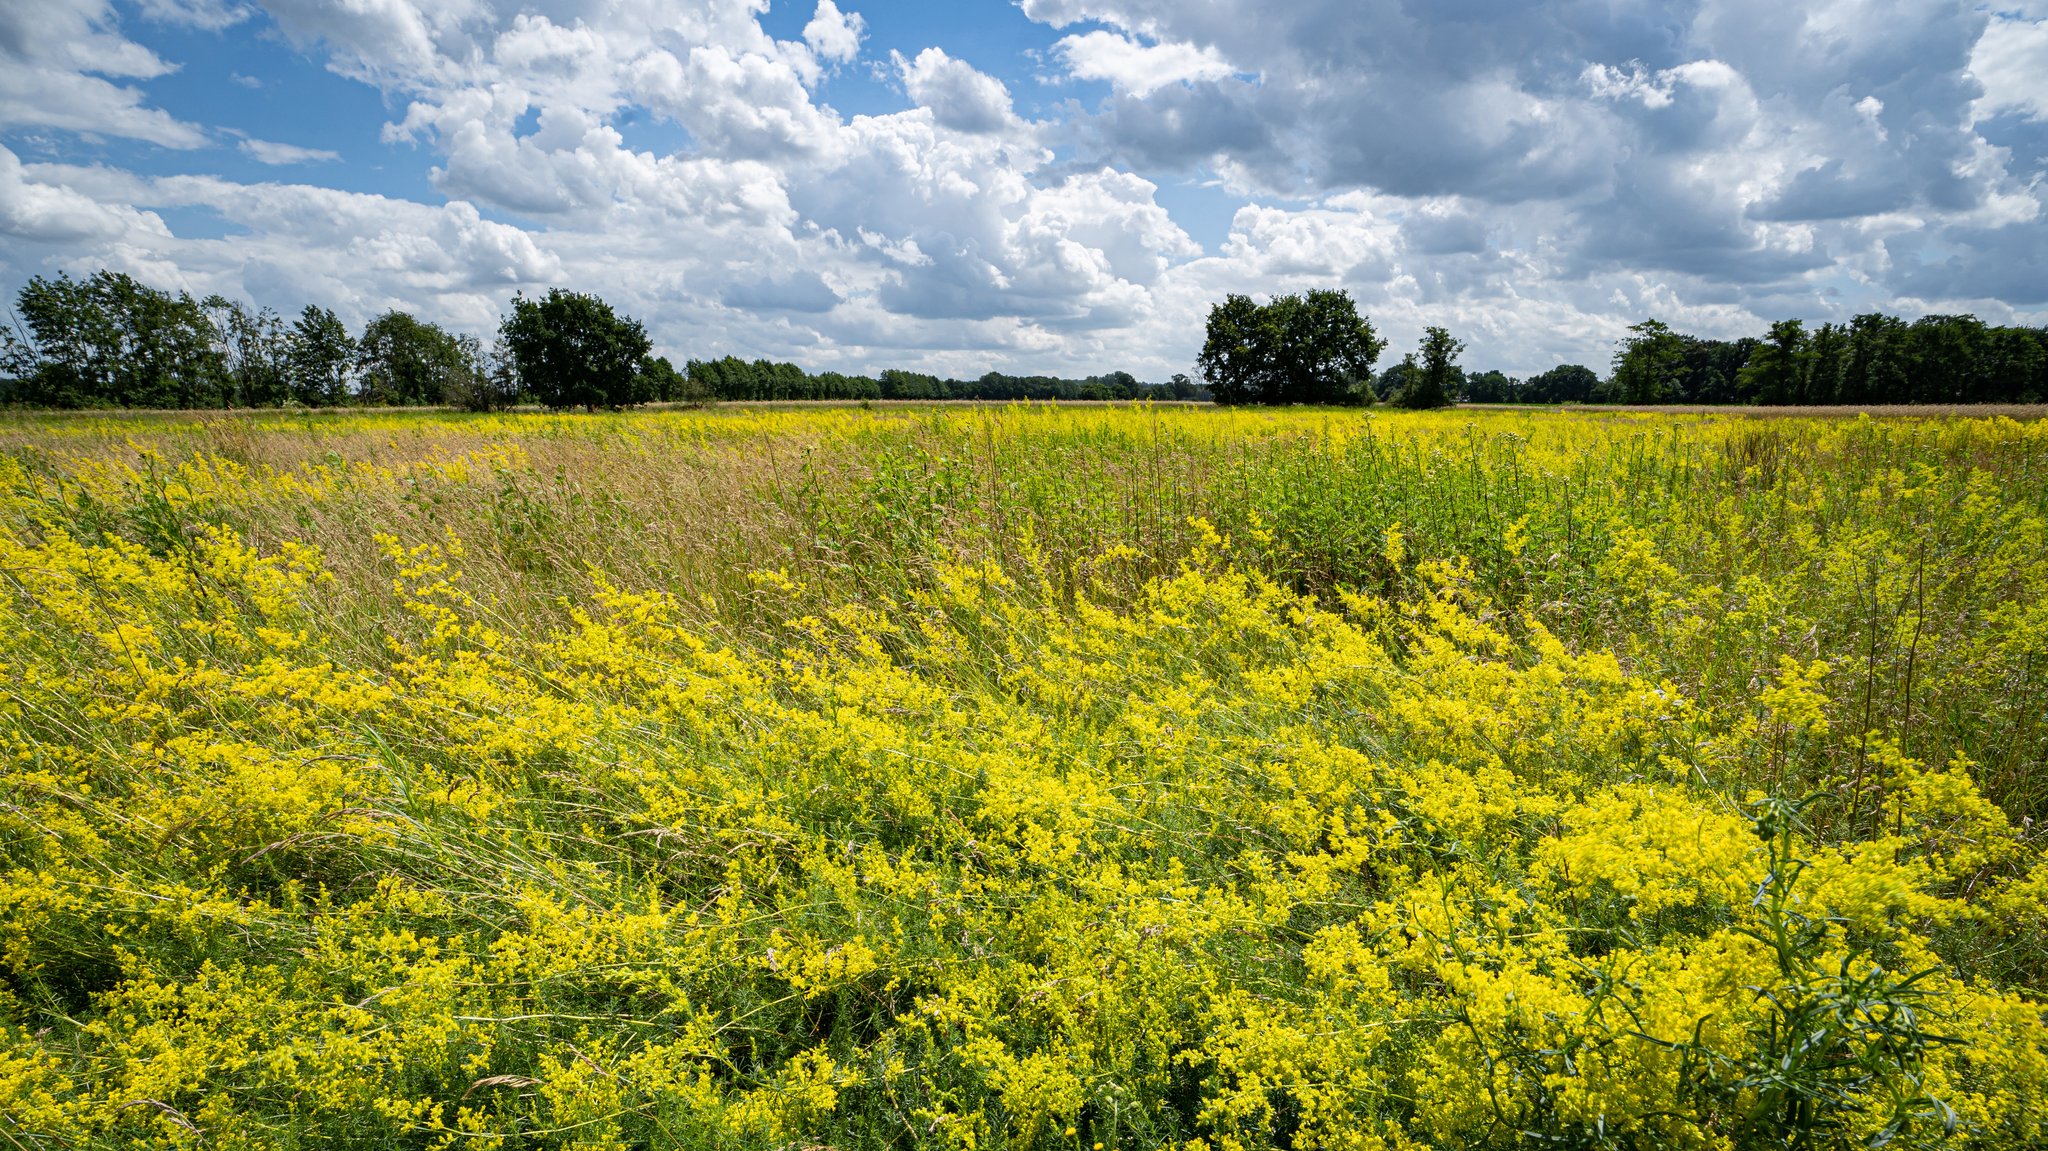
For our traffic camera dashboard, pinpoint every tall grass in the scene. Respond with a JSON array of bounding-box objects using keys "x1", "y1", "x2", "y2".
[{"x1": 1, "y1": 404, "x2": 2044, "y2": 1149}]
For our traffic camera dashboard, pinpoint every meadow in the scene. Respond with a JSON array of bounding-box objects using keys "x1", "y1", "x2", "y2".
[{"x1": 1, "y1": 403, "x2": 2045, "y2": 1149}]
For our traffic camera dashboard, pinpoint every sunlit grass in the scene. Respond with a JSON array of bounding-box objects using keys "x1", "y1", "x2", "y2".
[{"x1": 2, "y1": 404, "x2": 2044, "y2": 1149}]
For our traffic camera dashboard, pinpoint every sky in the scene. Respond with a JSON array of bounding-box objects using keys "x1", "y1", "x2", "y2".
[{"x1": 2, "y1": 0, "x2": 2046, "y2": 380}]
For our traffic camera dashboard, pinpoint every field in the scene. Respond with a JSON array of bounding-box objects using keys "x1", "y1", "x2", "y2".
[{"x1": 2, "y1": 404, "x2": 2045, "y2": 1150}]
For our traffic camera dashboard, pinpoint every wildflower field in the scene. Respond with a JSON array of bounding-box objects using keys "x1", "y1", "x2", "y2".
[{"x1": 2, "y1": 404, "x2": 2046, "y2": 1150}]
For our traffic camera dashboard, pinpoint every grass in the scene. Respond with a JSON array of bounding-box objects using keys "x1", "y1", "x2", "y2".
[{"x1": 1, "y1": 403, "x2": 2044, "y2": 1149}]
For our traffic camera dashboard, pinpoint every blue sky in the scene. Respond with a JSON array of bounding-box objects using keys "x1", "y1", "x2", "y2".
[{"x1": 2, "y1": 0, "x2": 2045, "y2": 378}]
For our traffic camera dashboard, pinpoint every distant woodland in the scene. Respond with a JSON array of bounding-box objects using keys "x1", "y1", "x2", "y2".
[{"x1": 3, "y1": 270, "x2": 2043, "y2": 410}]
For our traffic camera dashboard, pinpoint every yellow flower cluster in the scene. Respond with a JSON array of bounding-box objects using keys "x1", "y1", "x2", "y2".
[{"x1": 0, "y1": 407, "x2": 2042, "y2": 1150}]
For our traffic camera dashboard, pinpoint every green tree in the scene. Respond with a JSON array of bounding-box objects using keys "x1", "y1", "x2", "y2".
[
  {"x1": 1198, "y1": 290, "x2": 1384, "y2": 405},
  {"x1": 1844, "y1": 313, "x2": 1908, "y2": 403},
  {"x1": 1196, "y1": 293, "x2": 1267, "y2": 405},
  {"x1": 1982, "y1": 326, "x2": 2045, "y2": 403},
  {"x1": 3, "y1": 271, "x2": 225, "y2": 408},
  {"x1": 1461, "y1": 369, "x2": 1514, "y2": 403},
  {"x1": 357, "y1": 311, "x2": 472, "y2": 406},
  {"x1": 1398, "y1": 326, "x2": 1462, "y2": 409},
  {"x1": 1739, "y1": 319, "x2": 1809, "y2": 405},
  {"x1": 641, "y1": 355, "x2": 714, "y2": 405},
  {"x1": 500, "y1": 290, "x2": 655, "y2": 411},
  {"x1": 1803, "y1": 322, "x2": 1847, "y2": 404},
  {"x1": 1522, "y1": 363, "x2": 1600, "y2": 403},
  {"x1": 1376, "y1": 356, "x2": 1414, "y2": 405},
  {"x1": 1903, "y1": 314, "x2": 1988, "y2": 404},
  {"x1": 1611, "y1": 319, "x2": 1686, "y2": 404},
  {"x1": 444, "y1": 336, "x2": 522, "y2": 412},
  {"x1": 201, "y1": 296, "x2": 289, "y2": 408},
  {"x1": 285, "y1": 306, "x2": 357, "y2": 407}
]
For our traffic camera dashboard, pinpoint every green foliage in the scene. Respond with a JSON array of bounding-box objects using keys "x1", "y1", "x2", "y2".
[
  {"x1": 285, "y1": 305, "x2": 357, "y2": 407},
  {"x1": 1740, "y1": 320, "x2": 1809, "y2": 405},
  {"x1": 499, "y1": 289, "x2": 655, "y2": 411},
  {"x1": 2, "y1": 407, "x2": 2047, "y2": 1150},
  {"x1": 1522, "y1": 363, "x2": 1601, "y2": 403},
  {"x1": 1199, "y1": 289, "x2": 1385, "y2": 405},
  {"x1": 1398, "y1": 325, "x2": 1463, "y2": 409},
  {"x1": 1612, "y1": 318, "x2": 1687, "y2": 404},
  {"x1": 2, "y1": 271, "x2": 226, "y2": 408},
  {"x1": 1461, "y1": 368, "x2": 1514, "y2": 402},
  {"x1": 200, "y1": 296, "x2": 289, "y2": 408},
  {"x1": 356, "y1": 311, "x2": 473, "y2": 406},
  {"x1": 443, "y1": 336, "x2": 522, "y2": 412}
]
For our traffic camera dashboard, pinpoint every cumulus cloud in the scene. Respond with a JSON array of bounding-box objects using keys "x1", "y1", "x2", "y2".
[
  {"x1": 1055, "y1": 31, "x2": 1236, "y2": 97},
  {"x1": 896, "y1": 48, "x2": 1018, "y2": 135},
  {"x1": 0, "y1": 144, "x2": 167, "y2": 244},
  {"x1": 1970, "y1": 11, "x2": 2048, "y2": 123},
  {"x1": 802, "y1": 0, "x2": 864, "y2": 66},
  {"x1": 0, "y1": 0, "x2": 208, "y2": 147},
  {"x1": 1, "y1": 0, "x2": 2043, "y2": 379}
]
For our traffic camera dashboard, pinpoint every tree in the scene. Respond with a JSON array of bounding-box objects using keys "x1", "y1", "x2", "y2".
[
  {"x1": 641, "y1": 355, "x2": 714, "y2": 405},
  {"x1": 1802, "y1": 322, "x2": 1847, "y2": 404},
  {"x1": 1198, "y1": 289, "x2": 1384, "y2": 405},
  {"x1": 1376, "y1": 357, "x2": 1415, "y2": 406},
  {"x1": 202, "y1": 296, "x2": 289, "y2": 407},
  {"x1": 1843, "y1": 313, "x2": 1908, "y2": 404},
  {"x1": 1398, "y1": 326, "x2": 1462, "y2": 409},
  {"x1": 1522, "y1": 363, "x2": 1600, "y2": 403},
  {"x1": 1738, "y1": 319, "x2": 1809, "y2": 405},
  {"x1": 499, "y1": 289, "x2": 654, "y2": 411},
  {"x1": 357, "y1": 311, "x2": 471, "y2": 406},
  {"x1": 446, "y1": 336, "x2": 523, "y2": 412},
  {"x1": 1461, "y1": 369, "x2": 1515, "y2": 403},
  {"x1": 4, "y1": 271, "x2": 225, "y2": 408},
  {"x1": 1611, "y1": 319, "x2": 1686, "y2": 404},
  {"x1": 285, "y1": 306, "x2": 357, "y2": 407},
  {"x1": 1196, "y1": 293, "x2": 1267, "y2": 405},
  {"x1": 1903, "y1": 314, "x2": 1988, "y2": 404}
]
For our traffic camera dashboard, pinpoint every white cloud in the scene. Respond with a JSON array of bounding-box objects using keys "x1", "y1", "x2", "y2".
[
  {"x1": 802, "y1": 0, "x2": 864, "y2": 65},
  {"x1": 1583, "y1": 62, "x2": 1677, "y2": 109},
  {"x1": 0, "y1": 145, "x2": 167, "y2": 244},
  {"x1": 1970, "y1": 12, "x2": 2048, "y2": 122},
  {"x1": 896, "y1": 48, "x2": 1018, "y2": 135},
  {"x1": 3, "y1": 0, "x2": 2044, "y2": 382},
  {"x1": 135, "y1": 0, "x2": 251, "y2": 31},
  {"x1": 1055, "y1": 31, "x2": 1236, "y2": 97},
  {"x1": 239, "y1": 138, "x2": 342, "y2": 164},
  {"x1": 0, "y1": 0, "x2": 208, "y2": 147}
]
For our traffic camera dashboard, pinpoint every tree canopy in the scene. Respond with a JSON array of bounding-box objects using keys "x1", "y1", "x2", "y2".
[
  {"x1": 358, "y1": 311, "x2": 471, "y2": 407},
  {"x1": 1, "y1": 272, "x2": 224, "y2": 409},
  {"x1": 286, "y1": 306, "x2": 357, "y2": 408},
  {"x1": 1611, "y1": 319, "x2": 1687, "y2": 404},
  {"x1": 499, "y1": 289, "x2": 655, "y2": 411},
  {"x1": 1396, "y1": 326, "x2": 1463, "y2": 409},
  {"x1": 1198, "y1": 290, "x2": 1385, "y2": 405}
]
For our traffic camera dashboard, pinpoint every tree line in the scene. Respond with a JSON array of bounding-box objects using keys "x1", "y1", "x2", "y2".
[
  {"x1": 1, "y1": 272, "x2": 1193, "y2": 411},
  {"x1": 1198, "y1": 291, "x2": 2048, "y2": 408},
  {"x1": 8, "y1": 270, "x2": 2043, "y2": 411},
  {"x1": 685, "y1": 357, "x2": 1205, "y2": 402}
]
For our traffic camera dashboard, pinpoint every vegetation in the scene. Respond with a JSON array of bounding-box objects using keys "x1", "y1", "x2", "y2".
[
  {"x1": 0, "y1": 273, "x2": 1182, "y2": 411},
  {"x1": 1198, "y1": 290, "x2": 1385, "y2": 405},
  {"x1": 1388, "y1": 325, "x2": 1463, "y2": 409},
  {"x1": 498, "y1": 289, "x2": 656, "y2": 412},
  {"x1": 9, "y1": 271, "x2": 2043, "y2": 413},
  {"x1": 682, "y1": 360, "x2": 1199, "y2": 403},
  {"x1": 1187, "y1": 298, "x2": 2046, "y2": 409},
  {"x1": 1, "y1": 403, "x2": 2043, "y2": 1149}
]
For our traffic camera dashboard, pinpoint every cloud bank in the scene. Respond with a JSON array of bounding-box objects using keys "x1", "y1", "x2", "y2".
[{"x1": 1, "y1": 0, "x2": 2044, "y2": 377}]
